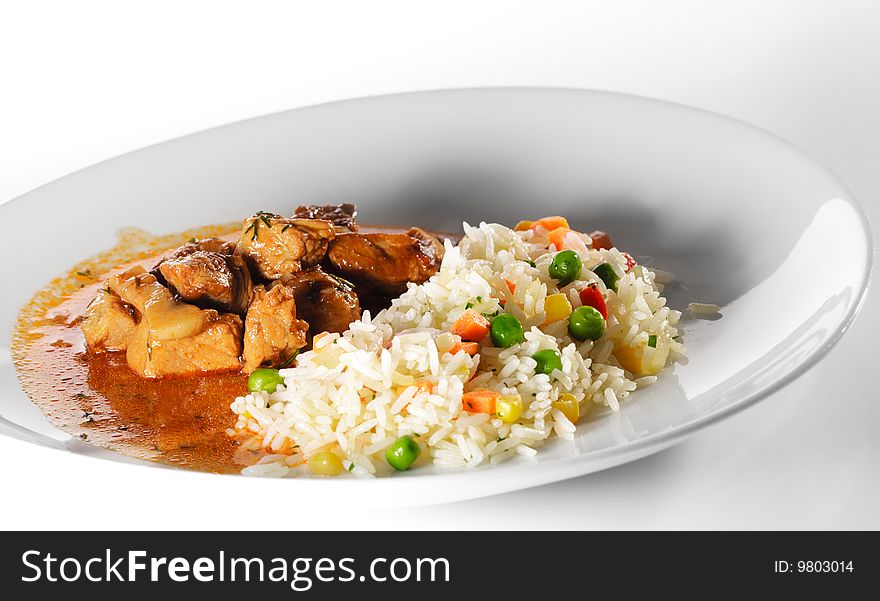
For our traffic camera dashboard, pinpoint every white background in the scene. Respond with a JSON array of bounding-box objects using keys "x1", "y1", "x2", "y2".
[{"x1": 1, "y1": 0, "x2": 877, "y2": 529}]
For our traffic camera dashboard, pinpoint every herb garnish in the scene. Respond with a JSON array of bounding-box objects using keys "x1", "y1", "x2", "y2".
[
  {"x1": 278, "y1": 351, "x2": 299, "y2": 369},
  {"x1": 244, "y1": 211, "x2": 276, "y2": 240},
  {"x1": 648, "y1": 335, "x2": 658, "y2": 348}
]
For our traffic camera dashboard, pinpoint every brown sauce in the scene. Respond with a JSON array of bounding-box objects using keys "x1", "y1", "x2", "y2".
[{"x1": 12, "y1": 223, "x2": 455, "y2": 474}]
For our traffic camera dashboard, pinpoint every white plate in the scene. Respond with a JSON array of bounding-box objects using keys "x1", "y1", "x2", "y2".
[{"x1": 0, "y1": 88, "x2": 872, "y2": 506}]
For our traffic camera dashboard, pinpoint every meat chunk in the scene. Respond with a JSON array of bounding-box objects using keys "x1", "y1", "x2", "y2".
[
  {"x1": 276, "y1": 267, "x2": 361, "y2": 337},
  {"x1": 326, "y1": 227, "x2": 444, "y2": 295},
  {"x1": 235, "y1": 213, "x2": 335, "y2": 279},
  {"x1": 408, "y1": 227, "x2": 446, "y2": 260},
  {"x1": 106, "y1": 266, "x2": 242, "y2": 377},
  {"x1": 293, "y1": 203, "x2": 358, "y2": 232},
  {"x1": 126, "y1": 313, "x2": 243, "y2": 378},
  {"x1": 159, "y1": 251, "x2": 254, "y2": 315},
  {"x1": 82, "y1": 288, "x2": 138, "y2": 352},
  {"x1": 242, "y1": 285, "x2": 309, "y2": 372},
  {"x1": 588, "y1": 230, "x2": 614, "y2": 250},
  {"x1": 165, "y1": 237, "x2": 236, "y2": 261},
  {"x1": 108, "y1": 266, "x2": 210, "y2": 341}
]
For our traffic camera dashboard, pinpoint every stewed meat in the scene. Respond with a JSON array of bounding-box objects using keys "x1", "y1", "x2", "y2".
[
  {"x1": 81, "y1": 288, "x2": 138, "y2": 352},
  {"x1": 293, "y1": 203, "x2": 358, "y2": 232},
  {"x1": 108, "y1": 266, "x2": 210, "y2": 340},
  {"x1": 159, "y1": 251, "x2": 254, "y2": 315},
  {"x1": 126, "y1": 313, "x2": 243, "y2": 378},
  {"x1": 588, "y1": 230, "x2": 614, "y2": 250},
  {"x1": 326, "y1": 227, "x2": 444, "y2": 295},
  {"x1": 152, "y1": 237, "x2": 237, "y2": 286},
  {"x1": 408, "y1": 227, "x2": 446, "y2": 260},
  {"x1": 242, "y1": 285, "x2": 309, "y2": 372},
  {"x1": 79, "y1": 208, "x2": 447, "y2": 380},
  {"x1": 107, "y1": 266, "x2": 242, "y2": 377},
  {"x1": 235, "y1": 213, "x2": 335, "y2": 279},
  {"x1": 164, "y1": 237, "x2": 236, "y2": 261},
  {"x1": 276, "y1": 267, "x2": 361, "y2": 337}
]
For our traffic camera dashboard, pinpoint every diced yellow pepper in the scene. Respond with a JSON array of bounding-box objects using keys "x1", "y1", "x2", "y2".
[
  {"x1": 553, "y1": 393, "x2": 580, "y2": 423},
  {"x1": 614, "y1": 345, "x2": 643, "y2": 374},
  {"x1": 514, "y1": 220, "x2": 534, "y2": 231},
  {"x1": 496, "y1": 394, "x2": 523, "y2": 423},
  {"x1": 614, "y1": 341, "x2": 669, "y2": 376},
  {"x1": 641, "y1": 343, "x2": 670, "y2": 376},
  {"x1": 543, "y1": 293, "x2": 573, "y2": 325}
]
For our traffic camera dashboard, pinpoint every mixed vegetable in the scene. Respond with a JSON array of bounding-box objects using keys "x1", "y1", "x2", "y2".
[
  {"x1": 449, "y1": 215, "x2": 674, "y2": 430},
  {"x1": 247, "y1": 368, "x2": 285, "y2": 394},
  {"x1": 444, "y1": 217, "x2": 626, "y2": 430},
  {"x1": 490, "y1": 314, "x2": 525, "y2": 348},
  {"x1": 250, "y1": 216, "x2": 672, "y2": 476},
  {"x1": 385, "y1": 435, "x2": 422, "y2": 471},
  {"x1": 532, "y1": 348, "x2": 562, "y2": 375}
]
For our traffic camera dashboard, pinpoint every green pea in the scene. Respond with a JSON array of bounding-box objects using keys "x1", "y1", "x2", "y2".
[
  {"x1": 593, "y1": 263, "x2": 619, "y2": 292},
  {"x1": 247, "y1": 368, "x2": 285, "y2": 394},
  {"x1": 569, "y1": 305, "x2": 606, "y2": 341},
  {"x1": 386, "y1": 435, "x2": 422, "y2": 471},
  {"x1": 490, "y1": 313, "x2": 525, "y2": 348},
  {"x1": 548, "y1": 250, "x2": 583, "y2": 286},
  {"x1": 532, "y1": 349, "x2": 563, "y2": 376}
]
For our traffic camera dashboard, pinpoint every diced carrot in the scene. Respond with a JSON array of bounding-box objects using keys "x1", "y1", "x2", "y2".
[
  {"x1": 504, "y1": 279, "x2": 517, "y2": 294},
  {"x1": 451, "y1": 310, "x2": 490, "y2": 342},
  {"x1": 589, "y1": 230, "x2": 613, "y2": 250},
  {"x1": 450, "y1": 341, "x2": 480, "y2": 355},
  {"x1": 514, "y1": 220, "x2": 534, "y2": 231},
  {"x1": 534, "y1": 216, "x2": 570, "y2": 231},
  {"x1": 547, "y1": 226, "x2": 571, "y2": 251},
  {"x1": 461, "y1": 389, "x2": 500, "y2": 414}
]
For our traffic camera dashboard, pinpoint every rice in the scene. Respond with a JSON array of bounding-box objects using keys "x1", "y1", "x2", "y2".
[
  {"x1": 230, "y1": 221, "x2": 684, "y2": 477},
  {"x1": 688, "y1": 302, "x2": 722, "y2": 315}
]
